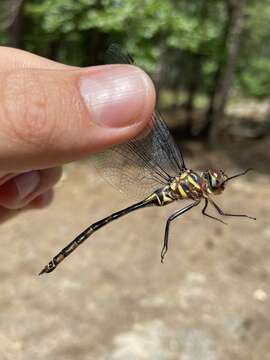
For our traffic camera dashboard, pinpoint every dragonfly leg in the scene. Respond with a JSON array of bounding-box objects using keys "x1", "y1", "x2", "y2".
[
  {"x1": 161, "y1": 200, "x2": 201, "y2": 263},
  {"x1": 209, "y1": 199, "x2": 256, "y2": 220},
  {"x1": 202, "y1": 198, "x2": 227, "y2": 225}
]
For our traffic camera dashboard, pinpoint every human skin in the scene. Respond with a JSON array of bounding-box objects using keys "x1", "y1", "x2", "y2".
[{"x1": 0, "y1": 47, "x2": 156, "y2": 223}]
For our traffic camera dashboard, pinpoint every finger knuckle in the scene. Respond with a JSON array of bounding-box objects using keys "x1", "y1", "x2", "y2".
[{"x1": 1, "y1": 70, "x2": 56, "y2": 148}]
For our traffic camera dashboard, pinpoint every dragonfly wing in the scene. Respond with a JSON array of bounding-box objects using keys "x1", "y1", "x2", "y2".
[
  {"x1": 94, "y1": 133, "x2": 168, "y2": 200},
  {"x1": 94, "y1": 44, "x2": 186, "y2": 200}
]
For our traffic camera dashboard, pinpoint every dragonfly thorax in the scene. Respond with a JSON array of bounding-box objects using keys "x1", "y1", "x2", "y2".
[{"x1": 168, "y1": 170, "x2": 207, "y2": 201}]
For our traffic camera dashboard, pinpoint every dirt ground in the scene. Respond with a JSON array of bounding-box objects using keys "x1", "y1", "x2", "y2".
[{"x1": 0, "y1": 141, "x2": 269, "y2": 360}]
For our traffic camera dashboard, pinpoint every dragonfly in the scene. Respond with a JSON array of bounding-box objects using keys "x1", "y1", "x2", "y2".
[{"x1": 39, "y1": 44, "x2": 256, "y2": 275}]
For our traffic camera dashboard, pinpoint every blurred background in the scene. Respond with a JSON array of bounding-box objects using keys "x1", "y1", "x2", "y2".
[{"x1": 0, "y1": 1, "x2": 269, "y2": 359}]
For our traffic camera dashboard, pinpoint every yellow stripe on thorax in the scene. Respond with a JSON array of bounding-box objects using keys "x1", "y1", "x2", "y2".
[
  {"x1": 187, "y1": 175, "x2": 201, "y2": 189},
  {"x1": 178, "y1": 185, "x2": 188, "y2": 198}
]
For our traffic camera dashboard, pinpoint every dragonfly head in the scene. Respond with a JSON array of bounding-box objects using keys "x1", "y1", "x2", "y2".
[
  {"x1": 205, "y1": 168, "x2": 252, "y2": 194},
  {"x1": 205, "y1": 169, "x2": 228, "y2": 194}
]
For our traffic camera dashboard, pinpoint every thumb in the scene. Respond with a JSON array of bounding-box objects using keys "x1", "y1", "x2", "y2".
[{"x1": 0, "y1": 63, "x2": 155, "y2": 172}]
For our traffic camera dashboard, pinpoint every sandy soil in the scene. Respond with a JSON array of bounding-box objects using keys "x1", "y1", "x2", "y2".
[{"x1": 0, "y1": 142, "x2": 269, "y2": 360}]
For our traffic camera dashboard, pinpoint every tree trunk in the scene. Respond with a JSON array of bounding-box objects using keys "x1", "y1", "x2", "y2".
[
  {"x1": 257, "y1": 100, "x2": 270, "y2": 138},
  {"x1": 204, "y1": 0, "x2": 247, "y2": 145},
  {"x1": 7, "y1": 0, "x2": 25, "y2": 48},
  {"x1": 184, "y1": 54, "x2": 203, "y2": 136},
  {"x1": 47, "y1": 39, "x2": 62, "y2": 61}
]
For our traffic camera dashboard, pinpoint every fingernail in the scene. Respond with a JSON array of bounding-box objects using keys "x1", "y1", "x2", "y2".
[
  {"x1": 15, "y1": 171, "x2": 40, "y2": 199},
  {"x1": 80, "y1": 65, "x2": 152, "y2": 127}
]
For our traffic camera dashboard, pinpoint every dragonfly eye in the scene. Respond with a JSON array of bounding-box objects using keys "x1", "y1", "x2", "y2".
[
  {"x1": 211, "y1": 176, "x2": 218, "y2": 189},
  {"x1": 207, "y1": 169, "x2": 225, "y2": 190}
]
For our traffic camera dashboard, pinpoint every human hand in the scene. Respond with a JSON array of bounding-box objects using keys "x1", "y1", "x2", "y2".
[{"x1": 0, "y1": 47, "x2": 155, "y2": 222}]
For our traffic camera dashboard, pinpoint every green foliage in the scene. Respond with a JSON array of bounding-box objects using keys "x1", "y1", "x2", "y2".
[
  {"x1": 21, "y1": 0, "x2": 228, "y2": 65},
  {"x1": 238, "y1": 58, "x2": 270, "y2": 99},
  {"x1": 0, "y1": 0, "x2": 269, "y2": 101},
  {"x1": 236, "y1": 0, "x2": 270, "y2": 99}
]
